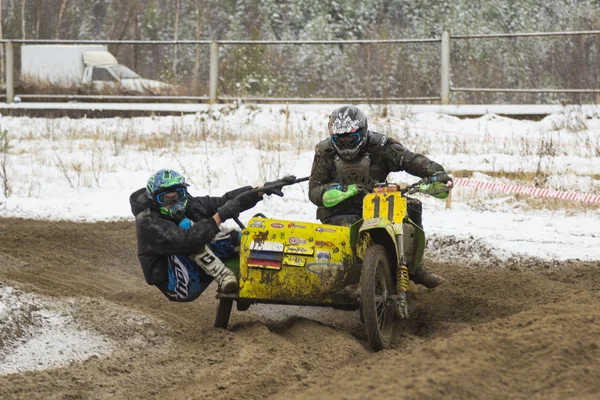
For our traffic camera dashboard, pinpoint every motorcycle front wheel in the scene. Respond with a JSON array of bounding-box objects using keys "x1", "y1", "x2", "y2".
[{"x1": 360, "y1": 244, "x2": 395, "y2": 351}]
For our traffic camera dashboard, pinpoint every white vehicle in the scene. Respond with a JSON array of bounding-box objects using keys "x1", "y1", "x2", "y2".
[{"x1": 20, "y1": 44, "x2": 172, "y2": 93}]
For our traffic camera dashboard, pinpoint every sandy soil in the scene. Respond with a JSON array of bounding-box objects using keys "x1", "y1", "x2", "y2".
[{"x1": 0, "y1": 218, "x2": 598, "y2": 400}]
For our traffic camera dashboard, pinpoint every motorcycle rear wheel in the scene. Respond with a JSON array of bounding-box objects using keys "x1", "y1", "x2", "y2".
[{"x1": 360, "y1": 244, "x2": 395, "y2": 351}]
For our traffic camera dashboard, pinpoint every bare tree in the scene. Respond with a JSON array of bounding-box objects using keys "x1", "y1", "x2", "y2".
[
  {"x1": 55, "y1": 0, "x2": 68, "y2": 39},
  {"x1": 0, "y1": 0, "x2": 4, "y2": 83},
  {"x1": 192, "y1": 5, "x2": 202, "y2": 93},
  {"x1": 110, "y1": 0, "x2": 141, "y2": 55},
  {"x1": 0, "y1": 129, "x2": 11, "y2": 198},
  {"x1": 173, "y1": 0, "x2": 180, "y2": 79},
  {"x1": 35, "y1": 0, "x2": 40, "y2": 38},
  {"x1": 21, "y1": 0, "x2": 26, "y2": 39},
  {"x1": 133, "y1": 12, "x2": 140, "y2": 71}
]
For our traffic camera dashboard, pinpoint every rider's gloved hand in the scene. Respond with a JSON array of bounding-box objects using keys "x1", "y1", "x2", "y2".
[
  {"x1": 217, "y1": 199, "x2": 241, "y2": 221},
  {"x1": 262, "y1": 175, "x2": 297, "y2": 197},
  {"x1": 322, "y1": 183, "x2": 359, "y2": 207},
  {"x1": 429, "y1": 171, "x2": 453, "y2": 185},
  {"x1": 236, "y1": 190, "x2": 261, "y2": 211}
]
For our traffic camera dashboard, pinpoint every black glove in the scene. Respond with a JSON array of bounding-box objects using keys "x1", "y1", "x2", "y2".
[
  {"x1": 429, "y1": 171, "x2": 453, "y2": 184},
  {"x1": 262, "y1": 175, "x2": 297, "y2": 197},
  {"x1": 236, "y1": 190, "x2": 261, "y2": 212},
  {"x1": 217, "y1": 199, "x2": 241, "y2": 221}
]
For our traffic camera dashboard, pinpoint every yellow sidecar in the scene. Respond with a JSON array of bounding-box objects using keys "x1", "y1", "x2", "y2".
[{"x1": 215, "y1": 180, "x2": 450, "y2": 351}]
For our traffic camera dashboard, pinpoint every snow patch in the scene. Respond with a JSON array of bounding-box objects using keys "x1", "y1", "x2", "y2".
[{"x1": 0, "y1": 285, "x2": 113, "y2": 376}]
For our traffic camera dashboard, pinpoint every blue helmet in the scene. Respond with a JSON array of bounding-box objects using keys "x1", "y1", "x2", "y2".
[{"x1": 146, "y1": 169, "x2": 189, "y2": 221}]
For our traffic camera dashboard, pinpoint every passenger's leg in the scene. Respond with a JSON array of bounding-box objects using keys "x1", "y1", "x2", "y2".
[
  {"x1": 157, "y1": 254, "x2": 214, "y2": 302},
  {"x1": 190, "y1": 246, "x2": 238, "y2": 294},
  {"x1": 405, "y1": 198, "x2": 444, "y2": 289},
  {"x1": 406, "y1": 198, "x2": 423, "y2": 229}
]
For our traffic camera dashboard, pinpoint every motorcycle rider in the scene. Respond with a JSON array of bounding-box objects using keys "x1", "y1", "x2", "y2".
[
  {"x1": 130, "y1": 168, "x2": 294, "y2": 302},
  {"x1": 308, "y1": 105, "x2": 453, "y2": 288}
]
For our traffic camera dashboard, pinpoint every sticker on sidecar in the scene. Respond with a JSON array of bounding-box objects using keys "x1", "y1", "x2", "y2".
[
  {"x1": 289, "y1": 237, "x2": 307, "y2": 245},
  {"x1": 316, "y1": 251, "x2": 331, "y2": 261},
  {"x1": 248, "y1": 258, "x2": 282, "y2": 269},
  {"x1": 288, "y1": 222, "x2": 307, "y2": 229},
  {"x1": 315, "y1": 240, "x2": 335, "y2": 248},
  {"x1": 284, "y1": 246, "x2": 314, "y2": 255},
  {"x1": 249, "y1": 220, "x2": 265, "y2": 228},
  {"x1": 270, "y1": 222, "x2": 285, "y2": 228},
  {"x1": 250, "y1": 241, "x2": 284, "y2": 252},
  {"x1": 283, "y1": 255, "x2": 306, "y2": 267},
  {"x1": 315, "y1": 227, "x2": 336, "y2": 233},
  {"x1": 306, "y1": 262, "x2": 344, "y2": 276}
]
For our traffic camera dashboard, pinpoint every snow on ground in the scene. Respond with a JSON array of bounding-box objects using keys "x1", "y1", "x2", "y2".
[
  {"x1": 0, "y1": 285, "x2": 114, "y2": 376},
  {"x1": 1, "y1": 103, "x2": 599, "y2": 260},
  {"x1": 0, "y1": 103, "x2": 599, "y2": 375},
  {"x1": 0, "y1": 283, "x2": 171, "y2": 377}
]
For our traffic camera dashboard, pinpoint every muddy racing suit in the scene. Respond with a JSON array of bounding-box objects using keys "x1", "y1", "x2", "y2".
[
  {"x1": 129, "y1": 186, "x2": 255, "y2": 302},
  {"x1": 308, "y1": 131, "x2": 445, "y2": 226},
  {"x1": 308, "y1": 131, "x2": 448, "y2": 287}
]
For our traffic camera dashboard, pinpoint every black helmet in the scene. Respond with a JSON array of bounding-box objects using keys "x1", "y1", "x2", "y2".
[{"x1": 328, "y1": 106, "x2": 369, "y2": 161}]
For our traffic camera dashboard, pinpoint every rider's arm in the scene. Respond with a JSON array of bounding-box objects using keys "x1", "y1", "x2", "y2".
[
  {"x1": 308, "y1": 143, "x2": 336, "y2": 207},
  {"x1": 137, "y1": 212, "x2": 221, "y2": 255},
  {"x1": 188, "y1": 185, "x2": 257, "y2": 219},
  {"x1": 384, "y1": 139, "x2": 445, "y2": 178}
]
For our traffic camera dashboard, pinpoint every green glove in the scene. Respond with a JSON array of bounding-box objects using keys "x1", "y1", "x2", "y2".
[
  {"x1": 419, "y1": 182, "x2": 450, "y2": 199},
  {"x1": 323, "y1": 184, "x2": 359, "y2": 207}
]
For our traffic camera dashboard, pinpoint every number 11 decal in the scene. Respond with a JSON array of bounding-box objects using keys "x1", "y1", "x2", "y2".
[
  {"x1": 387, "y1": 195, "x2": 395, "y2": 221},
  {"x1": 370, "y1": 195, "x2": 395, "y2": 220},
  {"x1": 371, "y1": 195, "x2": 380, "y2": 217}
]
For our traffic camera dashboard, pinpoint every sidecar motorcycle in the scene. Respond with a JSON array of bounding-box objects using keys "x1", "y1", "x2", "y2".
[{"x1": 215, "y1": 179, "x2": 450, "y2": 351}]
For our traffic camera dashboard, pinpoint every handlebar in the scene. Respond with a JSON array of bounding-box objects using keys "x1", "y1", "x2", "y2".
[
  {"x1": 366, "y1": 179, "x2": 453, "y2": 197},
  {"x1": 356, "y1": 180, "x2": 421, "y2": 195},
  {"x1": 232, "y1": 176, "x2": 310, "y2": 229},
  {"x1": 407, "y1": 180, "x2": 453, "y2": 197},
  {"x1": 237, "y1": 176, "x2": 309, "y2": 200}
]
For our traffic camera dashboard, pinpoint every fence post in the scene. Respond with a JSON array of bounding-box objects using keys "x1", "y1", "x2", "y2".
[
  {"x1": 285, "y1": 102, "x2": 289, "y2": 137},
  {"x1": 445, "y1": 189, "x2": 452, "y2": 209},
  {"x1": 441, "y1": 31, "x2": 450, "y2": 105},
  {"x1": 5, "y1": 41, "x2": 14, "y2": 104},
  {"x1": 209, "y1": 41, "x2": 219, "y2": 104}
]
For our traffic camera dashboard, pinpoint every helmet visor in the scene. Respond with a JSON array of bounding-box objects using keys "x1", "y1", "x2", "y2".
[
  {"x1": 156, "y1": 187, "x2": 187, "y2": 205},
  {"x1": 332, "y1": 132, "x2": 361, "y2": 149}
]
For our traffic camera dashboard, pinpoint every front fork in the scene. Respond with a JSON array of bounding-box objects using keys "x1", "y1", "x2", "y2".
[
  {"x1": 395, "y1": 232, "x2": 409, "y2": 319},
  {"x1": 394, "y1": 264, "x2": 409, "y2": 318}
]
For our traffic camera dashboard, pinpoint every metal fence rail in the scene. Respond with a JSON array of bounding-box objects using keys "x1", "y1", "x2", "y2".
[
  {"x1": 450, "y1": 30, "x2": 600, "y2": 101},
  {"x1": 3, "y1": 30, "x2": 600, "y2": 105},
  {"x1": 452, "y1": 88, "x2": 600, "y2": 93}
]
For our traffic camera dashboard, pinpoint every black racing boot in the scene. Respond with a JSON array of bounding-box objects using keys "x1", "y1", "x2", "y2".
[{"x1": 411, "y1": 269, "x2": 445, "y2": 289}]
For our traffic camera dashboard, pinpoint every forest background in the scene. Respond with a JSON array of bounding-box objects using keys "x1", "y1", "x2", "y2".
[{"x1": 0, "y1": 0, "x2": 599, "y2": 103}]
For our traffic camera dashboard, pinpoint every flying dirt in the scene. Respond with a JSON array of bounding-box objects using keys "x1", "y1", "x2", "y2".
[{"x1": 0, "y1": 218, "x2": 598, "y2": 399}]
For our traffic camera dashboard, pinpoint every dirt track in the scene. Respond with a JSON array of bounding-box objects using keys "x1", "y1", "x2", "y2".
[{"x1": 0, "y1": 218, "x2": 599, "y2": 400}]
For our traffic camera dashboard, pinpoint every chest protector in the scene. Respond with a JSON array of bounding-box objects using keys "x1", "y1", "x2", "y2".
[{"x1": 334, "y1": 153, "x2": 374, "y2": 187}]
